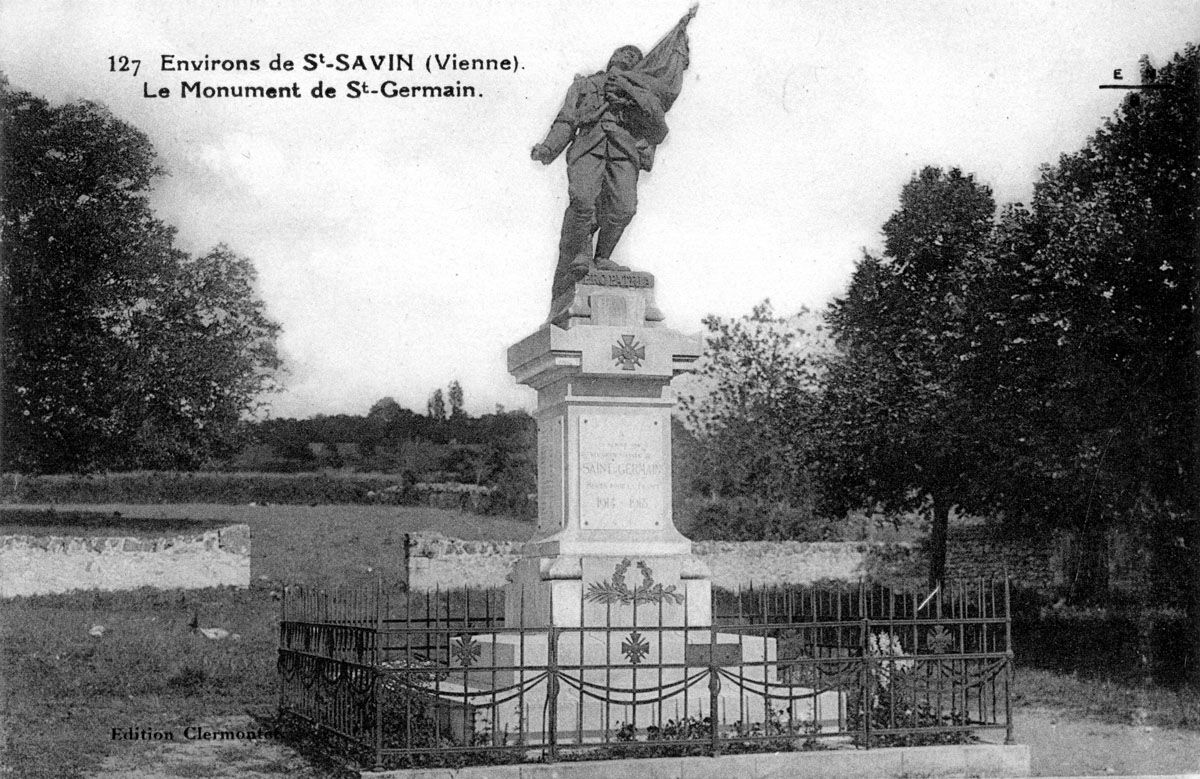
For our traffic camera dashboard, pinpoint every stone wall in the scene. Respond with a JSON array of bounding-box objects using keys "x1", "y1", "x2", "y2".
[
  {"x1": 942, "y1": 524, "x2": 1064, "y2": 590},
  {"x1": 692, "y1": 540, "x2": 915, "y2": 589},
  {"x1": 407, "y1": 536, "x2": 526, "y2": 590},
  {"x1": 406, "y1": 525, "x2": 1062, "y2": 593},
  {"x1": 1, "y1": 524, "x2": 250, "y2": 597}
]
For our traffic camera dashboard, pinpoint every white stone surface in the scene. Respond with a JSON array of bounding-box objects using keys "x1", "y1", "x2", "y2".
[
  {"x1": 526, "y1": 400, "x2": 692, "y2": 561},
  {"x1": 422, "y1": 629, "x2": 842, "y2": 742},
  {"x1": 361, "y1": 744, "x2": 1032, "y2": 778}
]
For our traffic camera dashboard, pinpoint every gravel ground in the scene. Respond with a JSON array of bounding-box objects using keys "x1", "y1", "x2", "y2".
[
  {"x1": 1015, "y1": 706, "x2": 1200, "y2": 777},
  {"x1": 89, "y1": 708, "x2": 1200, "y2": 778}
]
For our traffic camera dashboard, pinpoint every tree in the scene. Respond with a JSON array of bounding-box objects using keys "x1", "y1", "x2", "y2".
[
  {"x1": 426, "y1": 388, "x2": 446, "y2": 421},
  {"x1": 121, "y1": 245, "x2": 281, "y2": 468},
  {"x1": 958, "y1": 49, "x2": 1198, "y2": 663},
  {"x1": 1, "y1": 85, "x2": 281, "y2": 471},
  {"x1": 820, "y1": 167, "x2": 996, "y2": 587},
  {"x1": 677, "y1": 302, "x2": 829, "y2": 531},
  {"x1": 447, "y1": 380, "x2": 465, "y2": 419},
  {"x1": 368, "y1": 396, "x2": 403, "y2": 424}
]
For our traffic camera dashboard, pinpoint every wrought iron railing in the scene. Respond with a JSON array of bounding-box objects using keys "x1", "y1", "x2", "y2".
[{"x1": 278, "y1": 579, "x2": 1013, "y2": 770}]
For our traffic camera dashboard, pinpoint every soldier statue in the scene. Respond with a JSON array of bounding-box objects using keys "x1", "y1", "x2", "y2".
[{"x1": 532, "y1": 6, "x2": 698, "y2": 306}]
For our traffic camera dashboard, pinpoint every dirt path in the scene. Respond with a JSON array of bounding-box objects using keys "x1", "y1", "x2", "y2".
[
  {"x1": 1015, "y1": 706, "x2": 1200, "y2": 777},
  {"x1": 90, "y1": 716, "x2": 328, "y2": 779}
]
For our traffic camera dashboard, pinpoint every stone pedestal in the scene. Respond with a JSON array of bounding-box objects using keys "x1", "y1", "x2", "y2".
[
  {"x1": 506, "y1": 271, "x2": 708, "y2": 629},
  {"x1": 468, "y1": 272, "x2": 843, "y2": 740}
]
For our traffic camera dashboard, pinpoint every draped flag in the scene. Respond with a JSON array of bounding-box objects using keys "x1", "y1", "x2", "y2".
[
  {"x1": 616, "y1": 5, "x2": 698, "y2": 155},
  {"x1": 632, "y1": 4, "x2": 698, "y2": 112}
]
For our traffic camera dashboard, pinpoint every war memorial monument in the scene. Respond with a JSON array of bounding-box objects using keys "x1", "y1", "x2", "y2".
[
  {"x1": 485, "y1": 3, "x2": 821, "y2": 735},
  {"x1": 277, "y1": 8, "x2": 1025, "y2": 773}
]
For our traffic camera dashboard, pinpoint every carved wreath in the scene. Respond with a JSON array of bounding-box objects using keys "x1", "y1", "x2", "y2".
[{"x1": 585, "y1": 558, "x2": 684, "y2": 606}]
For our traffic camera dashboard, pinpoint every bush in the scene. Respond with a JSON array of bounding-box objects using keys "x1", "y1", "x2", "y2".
[
  {"x1": 0, "y1": 471, "x2": 419, "y2": 505},
  {"x1": 484, "y1": 464, "x2": 535, "y2": 520},
  {"x1": 850, "y1": 681, "x2": 976, "y2": 747},
  {"x1": 1012, "y1": 605, "x2": 1190, "y2": 686},
  {"x1": 0, "y1": 470, "x2": 543, "y2": 519},
  {"x1": 847, "y1": 632, "x2": 977, "y2": 748}
]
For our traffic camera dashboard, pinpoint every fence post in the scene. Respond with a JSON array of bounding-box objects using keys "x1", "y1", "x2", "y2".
[
  {"x1": 1004, "y1": 573, "x2": 1014, "y2": 745},
  {"x1": 709, "y1": 622, "x2": 721, "y2": 756},
  {"x1": 546, "y1": 625, "x2": 559, "y2": 763},
  {"x1": 373, "y1": 573, "x2": 384, "y2": 771},
  {"x1": 860, "y1": 582, "x2": 872, "y2": 750},
  {"x1": 277, "y1": 584, "x2": 286, "y2": 717},
  {"x1": 402, "y1": 533, "x2": 411, "y2": 591}
]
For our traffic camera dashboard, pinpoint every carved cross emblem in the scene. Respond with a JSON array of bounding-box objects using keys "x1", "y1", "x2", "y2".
[
  {"x1": 612, "y1": 335, "x2": 645, "y2": 370},
  {"x1": 451, "y1": 634, "x2": 482, "y2": 667},
  {"x1": 621, "y1": 631, "x2": 651, "y2": 664},
  {"x1": 927, "y1": 625, "x2": 954, "y2": 654}
]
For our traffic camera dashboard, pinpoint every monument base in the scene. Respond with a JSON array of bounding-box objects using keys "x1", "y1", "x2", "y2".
[
  {"x1": 547, "y1": 270, "x2": 665, "y2": 329},
  {"x1": 494, "y1": 265, "x2": 822, "y2": 746},
  {"x1": 425, "y1": 629, "x2": 844, "y2": 744}
]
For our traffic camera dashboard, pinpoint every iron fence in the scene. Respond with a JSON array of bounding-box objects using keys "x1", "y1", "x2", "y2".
[{"x1": 278, "y1": 578, "x2": 1012, "y2": 771}]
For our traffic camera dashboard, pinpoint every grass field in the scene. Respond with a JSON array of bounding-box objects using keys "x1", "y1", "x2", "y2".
[
  {"x1": 2, "y1": 585, "x2": 280, "y2": 778},
  {"x1": 2, "y1": 502, "x2": 535, "y2": 587},
  {"x1": 1, "y1": 502, "x2": 533, "y2": 778},
  {"x1": 2, "y1": 502, "x2": 1198, "y2": 777}
]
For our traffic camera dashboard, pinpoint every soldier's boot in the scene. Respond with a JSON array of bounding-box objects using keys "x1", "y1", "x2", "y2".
[
  {"x1": 569, "y1": 251, "x2": 593, "y2": 277},
  {"x1": 592, "y1": 256, "x2": 631, "y2": 272}
]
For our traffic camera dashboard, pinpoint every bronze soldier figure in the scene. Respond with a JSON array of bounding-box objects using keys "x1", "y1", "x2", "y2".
[{"x1": 532, "y1": 7, "x2": 698, "y2": 306}]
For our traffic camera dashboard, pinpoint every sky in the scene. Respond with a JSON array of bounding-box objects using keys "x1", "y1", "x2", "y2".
[{"x1": 2, "y1": 0, "x2": 1197, "y2": 419}]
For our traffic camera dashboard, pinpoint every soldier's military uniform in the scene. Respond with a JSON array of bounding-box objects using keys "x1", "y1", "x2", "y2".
[{"x1": 535, "y1": 49, "x2": 669, "y2": 301}]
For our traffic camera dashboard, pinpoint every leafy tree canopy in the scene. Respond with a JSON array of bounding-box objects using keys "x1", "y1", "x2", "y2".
[
  {"x1": 678, "y1": 301, "x2": 829, "y2": 506},
  {"x1": 961, "y1": 48, "x2": 1197, "y2": 527},
  {"x1": 1, "y1": 84, "x2": 281, "y2": 471},
  {"x1": 820, "y1": 167, "x2": 996, "y2": 585}
]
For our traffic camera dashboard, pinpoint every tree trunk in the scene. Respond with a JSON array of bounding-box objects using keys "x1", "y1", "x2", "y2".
[
  {"x1": 1069, "y1": 521, "x2": 1110, "y2": 604},
  {"x1": 1134, "y1": 526, "x2": 1157, "y2": 687},
  {"x1": 1190, "y1": 206, "x2": 1200, "y2": 687},
  {"x1": 1190, "y1": 231, "x2": 1200, "y2": 687},
  {"x1": 1188, "y1": 518, "x2": 1200, "y2": 687},
  {"x1": 928, "y1": 495, "x2": 949, "y2": 590}
]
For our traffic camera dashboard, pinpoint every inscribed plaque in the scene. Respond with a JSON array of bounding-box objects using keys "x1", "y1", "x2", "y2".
[{"x1": 578, "y1": 414, "x2": 665, "y2": 530}]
